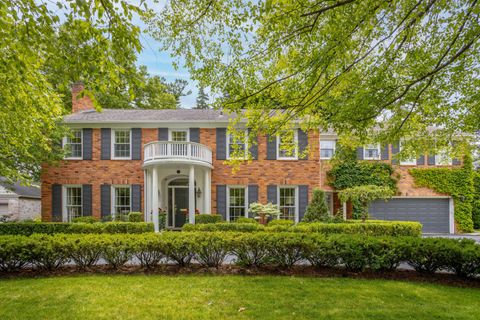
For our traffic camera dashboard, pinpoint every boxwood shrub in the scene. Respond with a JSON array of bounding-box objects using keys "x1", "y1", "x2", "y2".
[
  {"x1": 195, "y1": 214, "x2": 223, "y2": 224},
  {"x1": 0, "y1": 222, "x2": 154, "y2": 235},
  {"x1": 1, "y1": 233, "x2": 479, "y2": 278}
]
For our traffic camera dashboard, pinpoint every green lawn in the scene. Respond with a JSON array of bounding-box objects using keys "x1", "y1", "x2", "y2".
[{"x1": 0, "y1": 275, "x2": 479, "y2": 319}]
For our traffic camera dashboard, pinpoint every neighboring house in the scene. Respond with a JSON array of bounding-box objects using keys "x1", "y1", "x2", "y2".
[
  {"x1": 41, "y1": 82, "x2": 462, "y2": 233},
  {"x1": 0, "y1": 178, "x2": 41, "y2": 221}
]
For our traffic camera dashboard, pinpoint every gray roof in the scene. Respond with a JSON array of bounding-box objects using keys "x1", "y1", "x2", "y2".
[
  {"x1": 0, "y1": 178, "x2": 41, "y2": 199},
  {"x1": 64, "y1": 109, "x2": 234, "y2": 123}
]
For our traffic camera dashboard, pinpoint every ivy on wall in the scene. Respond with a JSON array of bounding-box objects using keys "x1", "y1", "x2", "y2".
[
  {"x1": 410, "y1": 156, "x2": 475, "y2": 232},
  {"x1": 473, "y1": 171, "x2": 480, "y2": 229}
]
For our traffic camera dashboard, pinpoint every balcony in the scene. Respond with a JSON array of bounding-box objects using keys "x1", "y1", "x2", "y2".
[{"x1": 143, "y1": 141, "x2": 213, "y2": 168}]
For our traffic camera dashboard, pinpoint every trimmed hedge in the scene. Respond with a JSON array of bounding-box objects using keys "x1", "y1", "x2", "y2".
[
  {"x1": 0, "y1": 222, "x2": 154, "y2": 235},
  {"x1": 0, "y1": 233, "x2": 479, "y2": 278},
  {"x1": 195, "y1": 214, "x2": 223, "y2": 224},
  {"x1": 182, "y1": 221, "x2": 422, "y2": 237}
]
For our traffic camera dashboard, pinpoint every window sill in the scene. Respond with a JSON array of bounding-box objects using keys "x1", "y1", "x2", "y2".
[
  {"x1": 64, "y1": 157, "x2": 82, "y2": 160},
  {"x1": 112, "y1": 157, "x2": 132, "y2": 160}
]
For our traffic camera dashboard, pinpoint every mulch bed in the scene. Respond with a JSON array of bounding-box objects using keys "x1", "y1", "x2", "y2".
[{"x1": 1, "y1": 265, "x2": 479, "y2": 288}]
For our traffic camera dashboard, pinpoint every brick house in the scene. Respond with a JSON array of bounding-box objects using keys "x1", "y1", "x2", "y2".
[{"x1": 41, "y1": 83, "x2": 460, "y2": 233}]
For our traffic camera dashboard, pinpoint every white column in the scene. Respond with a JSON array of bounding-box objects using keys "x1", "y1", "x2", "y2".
[
  {"x1": 145, "y1": 169, "x2": 152, "y2": 222},
  {"x1": 204, "y1": 169, "x2": 211, "y2": 214},
  {"x1": 189, "y1": 165, "x2": 195, "y2": 224},
  {"x1": 342, "y1": 202, "x2": 347, "y2": 221},
  {"x1": 152, "y1": 167, "x2": 159, "y2": 232}
]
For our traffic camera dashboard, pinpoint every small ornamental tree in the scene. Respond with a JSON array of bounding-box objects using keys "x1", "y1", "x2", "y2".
[
  {"x1": 338, "y1": 185, "x2": 394, "y2": 222},
  {"x1": 303, "y1": 189, "x2": 330, "y2": 222},
  {"x1": 248, "y1": 202, "x2": 280, "y2": 225}
]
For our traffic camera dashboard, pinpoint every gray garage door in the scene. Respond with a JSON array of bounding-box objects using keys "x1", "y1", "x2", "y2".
[{"x1": 369, "y1": 198, "x2": 450, "y2": 233}]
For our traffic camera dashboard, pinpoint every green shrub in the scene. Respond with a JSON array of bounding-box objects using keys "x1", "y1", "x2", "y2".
[
  {"x1": 0, "y1": 235, "x2": 34, "y2": 271},
  {"x1": 264, "y1": 233, "x2": 306, "y2": 268},
  {"x1": 159, "y1": 213, "x2": 167, "y2": 230},
  {"x1": 403, "y1": 237, "x2": 452, "y2": 273},
  {"x1": 100, "y1": 235, "x2": 135, "y2": 269},
  {"x1": 0, "y1": 222, "x2": 154, "y2": 235},
  {"x1": 65, "y1": 234, "x2": 103, "y2": 269},
  {"x1": 159, "y1": 232, "x2": 196, "y2": 267},
  {"x1": 235, "y1": 217, "x2": 257, "y2": 224},
  {"x1": 268, "y1": 219, "x2": 294, "y2": 227},
  {"x1": 231, "y1": 233, "x2": 271, "y2": 267},
  {"x1": 132, "y1": 234, "x2": 164, "y2": 269},
  {"x1": 29, "y1": 234, "x2": 70, "y2": 270},
  {"x1": 191, "y1": 232, "x2": 231, "y2": 268},
  {"x1": 303, "y1": 189, "x2": 330, "y2": 222},
  {"x1": 183, "y1": 222, "x2": 264, "y2": 232},
  {"x1": 301, "y1": 235, "x2": 339, "y2": 268},
  {"x1": 195, "y1": 214, "x2": 223, "y2": 224},
  {"x1": 128, "y1": 212, "x2": 143, "y2": 222},
  {"x1": 72, "y1": 216, "x2": 98, "y2": 223}
]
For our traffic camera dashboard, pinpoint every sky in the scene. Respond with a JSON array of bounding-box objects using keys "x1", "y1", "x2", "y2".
[{"x1": 134, "y1": 1, "x2": 198, "y2": 109}]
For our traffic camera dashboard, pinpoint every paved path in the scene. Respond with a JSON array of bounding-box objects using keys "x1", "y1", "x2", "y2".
[{"x1": 423, "y1": 233, "x2": 480, "y2": 243}]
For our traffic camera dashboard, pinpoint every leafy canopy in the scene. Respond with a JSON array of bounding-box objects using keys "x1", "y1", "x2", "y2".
[{"x1": 148, "y1": 0, "x2": 480, "y2": 154}]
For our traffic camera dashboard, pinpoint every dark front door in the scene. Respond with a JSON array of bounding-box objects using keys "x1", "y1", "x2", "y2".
[{"x1": 174, "y1": 187, "x2": 189, "y2": 228}]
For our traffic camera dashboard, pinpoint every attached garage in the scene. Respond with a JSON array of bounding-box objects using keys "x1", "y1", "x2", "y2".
[{"x1": 369, "y1": 197, "x2": 453, "y2": 234}]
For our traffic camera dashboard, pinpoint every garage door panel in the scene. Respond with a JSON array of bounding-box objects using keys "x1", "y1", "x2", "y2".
[{"x1": 369, "y1": 198, "x2": 450, "y2": 233}]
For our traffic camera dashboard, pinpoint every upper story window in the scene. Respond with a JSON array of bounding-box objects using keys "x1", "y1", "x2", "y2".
[
  {"x1": 320, "y1": 140, "x2": 336, "y2": 159},
  {"x1": 63, "y1": 129, "x2": 82, "y2": 159},
  {"x1": 227, "y1": 186, "x2": 247, "y2": 222},
  {"x1": 435, "y1": 149, "x2": 452, "y2": 165},
  {"x1": 112, "y1": 185, "x2": 131, "y2": 217},
  {"x1": 227, "y1": 130, "x2": 248, "y2": 159},
  {"x1": 170, "y1": 129, "x2": 189, "y2": 142},
  {"x1": 278, "y1": 186, "x2": 298, "y2": 221},
  {"x1": 112, "y1": 130, "x2": 131, "y2": 159},
  {"x1": 399, "y1": 140, "x2": 416, "y2": 165},
  {"x1": 64, "y1": 185, "x2": 82, "y2": 222},
  {"x1": 364, "y1": 143, "x2": 381, "y2": 160},
  {"x1": 277, "y1": 131, "x2": 298, "y2": 160}
]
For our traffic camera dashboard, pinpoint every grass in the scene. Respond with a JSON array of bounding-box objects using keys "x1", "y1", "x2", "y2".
[{"x1": 0, "y1": 274, "x2": 479, "y2": 319}]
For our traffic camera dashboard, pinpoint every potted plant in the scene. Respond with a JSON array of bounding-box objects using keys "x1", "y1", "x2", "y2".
[{"x1": 248, "y1": 202, "x2": 280, "y2": 225}]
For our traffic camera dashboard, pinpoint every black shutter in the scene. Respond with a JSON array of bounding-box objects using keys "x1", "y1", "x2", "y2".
[
  {"x1": 190, "y1": 128, "x2": 200, "y2": 143},
  {"x1": 216, "y1": 185, "x2": 227, "y2": 220},
  {"x1": 267, "y1": 185, "x2": 277, "y2": 204},
  {"x1": 381, "y1": 144, "x2": 389, "y2": 160},
  {"x1": 427, "y1": 155, "x2": 436, "y2": 165},
  {"x1": 83, "y1": 128, "x2": 92, "y2": 160},
  {"x1": 131, "y1": 184, "x2": 142, "y2": 212},
  {"x1": 52, "y1": 184, "x2": 62, "y2": 222},
  {"x1": 298, "y1": 185, "x2": 309, "y2": 222},
  {"x1": 216, "y1": 128, "x2": 227, "y2": 160},
  {"x1": 417, "y1": 155, "x2": 425, "y2": 165},
  {"x1": 298, "y1": 129, "x2": 308, "y2": 160},
  {"x1": 131, "y1": 128, "x2": 142, "y2": 160},
  {"x1": 82, "y1": 184, "x2": 92, "y2": 216},
  {"x1": 248, "y1": 130, "x2": 258, "y2": 160},
  {"x1": 247, "y1": 185, "x2": 258, "y2": 218},
  {"x1": 100, "y1": 128, "x2": 111, "y2": 160},
  {"x1": 391, "y1": 141, "x2": 399, "y2": 164},
  {"x1": 158, "y1": 128, "x2": 168, "y2": 141},
  {"x1": 266, "y1": 135, "x2": 277, "y2": 160},
  {"x1": 356, "y1": 147, "x2": 364, "y2": 160},
  {"x1": 101, "y1": 184, "x2": 111, "y2": 218}
]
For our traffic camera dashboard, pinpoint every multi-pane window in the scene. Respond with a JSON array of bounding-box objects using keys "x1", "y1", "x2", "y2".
[
  {"x1": 64, "y1": 129, "x2": 82, "y2": 158},
  {"x1": 113, "y1": 186, "x2": 131, "y2": 216},
  {"x1": 435, "y1": 149, "x2": 452, "y2": 165},
  {"x1": 320, "y1": 140, "x2": 336, "y2": 159},
  {"x1": 113, "y1": 130, "x2": 131, "y2": 158},
  {"x1": 65, "y1": 186, "x2": 82, "y2": 222},
  {"x1": 228, "y1": 187, "x2": 246, "y2": 221},
  {"x1": 227, "y1": 131, "x2": 247, "y2": 159},
  {"x1": 277, "y1": 131, "x2": 297, "y2": 159},
  {"x1": 399, "y1": 140, "x2": 416, "y2": 165},
  {"x1": 171, "y1": 130, "x2": 188, "y2": 142},
  {"x1": 279, "y1": 187, "x2": 297, "y2": 221},
  {"x1": 364, "y1": 144, "x2": 380, "y2": 160}
]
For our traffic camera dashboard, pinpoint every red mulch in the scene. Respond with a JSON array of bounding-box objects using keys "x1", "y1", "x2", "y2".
[{"x1": 1, "y1": 265, "x2": 479, "y2": 288}]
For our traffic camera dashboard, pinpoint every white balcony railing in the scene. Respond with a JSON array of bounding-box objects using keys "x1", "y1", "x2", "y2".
[{"x1": 144, "y1": 141, "x2": 212, "y2": 166}]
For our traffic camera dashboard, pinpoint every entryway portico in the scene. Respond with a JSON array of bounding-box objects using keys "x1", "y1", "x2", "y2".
[{"x1": 143, "y1": 141, "x2": 213, "y2": 232}]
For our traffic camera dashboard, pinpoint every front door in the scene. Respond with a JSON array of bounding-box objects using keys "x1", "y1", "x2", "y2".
[{"x1": 173, "y1": 187, "x2": 188, "y2": 228}]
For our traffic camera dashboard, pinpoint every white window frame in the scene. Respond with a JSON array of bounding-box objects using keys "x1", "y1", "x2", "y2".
[
  {"x1": 399, "y1": 140, "x2": 416, "y2": 165},
  {"x1": 169, "y1": 129, "x2": 190, "y2": 142},
  {"x1": 320, "y1": 140, "x2": 336, "y2": 160},
  {"x1": 364, "y1": 143, "x2": 381, "y2": 160},
  {"x1": 226, "y1": 130, "x2": 248, "y2": 160},
  {"x1": 62, "y1": 185, "x2": 82, "y2": 222},
  {"x1": 277, "y1": 130, "x2": 298, "y2": 160},
  {"x1": 111, "y1": 185, "x2": 132, "y2": 218},
  {"x1": 63, "y1": 129, "x2": 83, "y2": 160},
  {"x1": 277, "y1": 186, "x2": 299, "y2": 223},
  {"x1": 111, "y1": 129, "x2": 132, "y2": 160},
  {"x1": 226, "y1": 185, "x2": 248, "y2": 222},
  {"x1": 435, "y1": 149, "x2": 453, "y2": 166}
]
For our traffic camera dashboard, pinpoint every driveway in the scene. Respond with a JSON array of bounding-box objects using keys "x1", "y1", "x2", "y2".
[{"x1": 423, "y1": 233, "x2": 480, "y2": 243}]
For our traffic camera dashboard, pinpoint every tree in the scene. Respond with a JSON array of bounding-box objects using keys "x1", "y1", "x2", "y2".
[
  {"x1": 303, "y1": 189, "x2": 330, "y2": 222},
  {"x1": 195, "y1": 84, "x2": 209, "y2": 109},
  {"x1": 166, "y1": 79, "x2": 192, "y2": 108},
  {"x1": 248, "y1": 202, "x2": 280, "y2": 224},
  {"x1": 338, "y1": 185, "x2": 394, "y2": 222},
  {"x1": 1, "y1": 1, "x2": 146, "y2": 184},
  {"x1": 147, "y1": 0, "x2": 480, "y2": 155}
]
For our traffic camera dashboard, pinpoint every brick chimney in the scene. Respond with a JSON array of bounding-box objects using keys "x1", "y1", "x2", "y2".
[{"x1": 71, "y1": 81, "x2": 94, "y2": 113}]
